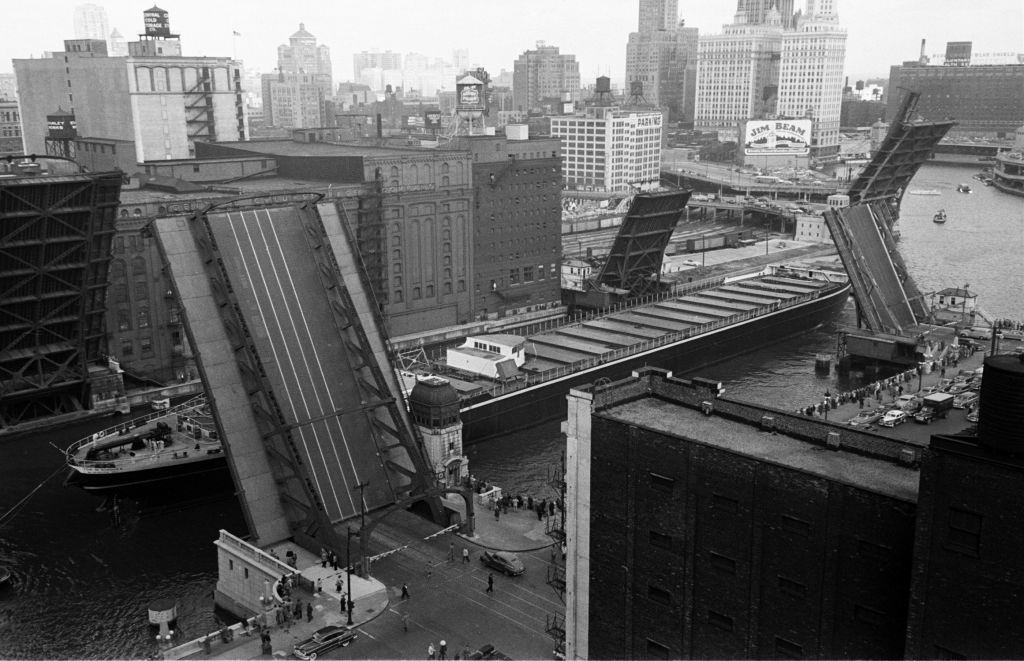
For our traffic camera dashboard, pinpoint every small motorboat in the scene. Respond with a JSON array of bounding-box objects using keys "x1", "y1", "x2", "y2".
[
  {"x1": 957, "y1": 183, "x2": 972, "y2": 193},
  {"x1": 933, "y1": 209, "x2": 947, "y2": 224}
]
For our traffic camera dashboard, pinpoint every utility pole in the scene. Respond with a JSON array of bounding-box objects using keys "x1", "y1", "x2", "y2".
[{"x1": 353, "y1": 481, "x2": 369, "y2": 532}]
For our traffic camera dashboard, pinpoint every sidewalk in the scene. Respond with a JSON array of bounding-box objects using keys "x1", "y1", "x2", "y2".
[
  {"x1": 168, "y1": 542, "x2": 390, "y2": 661},
  {"x1": 445, "y1": 494, "x2": 560, "y2": 553}
]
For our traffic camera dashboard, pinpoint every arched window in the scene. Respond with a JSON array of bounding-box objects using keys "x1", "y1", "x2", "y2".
[
  {"x1": 442, "y1": 176, "x2": 450, "y2": 187},
  {"x1": 390, "y1": 165, "x2": 399, "y2": 179},
  {"x1": 132, "y1": 257, "x2": 146, "y2": 275},
  {"x1": 441, "y1": 162, "x2": 450, "y2": 174}
]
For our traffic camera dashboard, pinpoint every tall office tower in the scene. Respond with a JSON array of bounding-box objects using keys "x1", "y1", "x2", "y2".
[
  {"x1": 638, "y1": 0, "x2": 678, "y2": 33},
  {"x1": 512, "y1": 42, "x2": 581, "y2": 113},
  {"x1": 73, "y1": 3, "x2": 109, "y2": 42},
  {"x1": 695, "y1": 0, "x2": 845, "y2": 158},
  {"x1": 108, "y1": 28, "x2": 127, "y2": 56},
  {"x1": 15, "y1": 7, "x2": 247, "y2": 163},
  {"x1": 625, "y1": 0, "x2": 699, "y2": 122},
  {"x1": 353, "y1": 50, "x2": 403, "y2": 81},
  {"x1": 776, "y1": 1, "x2": 846, "y2": 158},
  {"x1": 262, "y1": 24, "x2": 332, "y2": 129}
]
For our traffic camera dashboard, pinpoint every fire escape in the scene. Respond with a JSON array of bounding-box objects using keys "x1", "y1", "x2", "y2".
[
  {"x1": 184, "y1": 67, "x2": 216, "y2": 152},
  {"x1": 545, "y1": 450, "x2": 567, "y2": 653}
]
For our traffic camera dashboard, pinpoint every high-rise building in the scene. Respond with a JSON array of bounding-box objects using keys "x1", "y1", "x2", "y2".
[
  {"x1": 353, "y1": 50, "x2": 403, "y2": 80},
  {"x1": 512, "y1": 43, "x2": 581, "y2": 113},
  {"x1": 73, "y1": 3, "x2": 109, "y2": 42},
  {"x1": 625, "y1": 1, "x2": 699, "y2": 122},
  {"x1": 695, "y1": 0, "x2": 846, "y2": 159},
  {"x1": 550, "y1": 100, "x2": 664, "y2": 192},
  {"x1": 14, "y1": 7, "x2": 247, "y2": 163},
  {"x1": 638, "y1": 0, "x2": 678, "y2": 33},
  {"x1": 0, "y1": 101, "x2": 22, "y2": 157},
  {"x1": 262, "y1": 24, "x2": 332, "y2": 129},
  {"x1": 108, "y1": 28, "x2": 127, "y2": 57}
]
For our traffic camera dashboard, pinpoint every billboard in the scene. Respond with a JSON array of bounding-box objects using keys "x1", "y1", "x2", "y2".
[
  {"x1": 744, "y1": 119, "x2": 811, "y2": 156},
  {"x1": 424, "y1": 110, "x2": 442, "y2": 129}
]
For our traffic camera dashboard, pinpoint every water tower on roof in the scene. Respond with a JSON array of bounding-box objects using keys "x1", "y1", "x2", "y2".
[
  {"x1": 45, "y1": 107, "x2": 77, "y2": 159},
  {"x1": 130, "y1": 6, "x2": 181, "y2": 57}
]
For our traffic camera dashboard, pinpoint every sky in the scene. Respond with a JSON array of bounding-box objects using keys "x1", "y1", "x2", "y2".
[{"x1": 2, "y1": 0, "x2": 1021, "y2": 85}]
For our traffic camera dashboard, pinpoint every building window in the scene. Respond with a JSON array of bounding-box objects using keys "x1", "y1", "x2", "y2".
[
  {"x1": 243, "y1": 567, "x2": 249, "y2": 579},
  {"x1": 708, "y1": 610, "x2": 734, "y2": 632},
  {"x1": 113, "y1": 284, "x2": 128, "y2": 304},
  {"x1": 140, "y1": 337, "x2": 153, "y2": 355},
  {"x1": 393, "y1": 290, "x2": 403, "y2": 303},
  {"x1": 121, "y1": 340, "x2": 134, "y2": 356},
  {"x1": 413, "y1": 287, "x2": 421, "y2": 300},
  {"x1": 426, "y1": 284, "x2": 434, "y2": 297},
  {"x1": 946, "y1": 508, "x2": 982, "y2": 556},
  {"x1": 138, "y1": 308, "x2": 150, "y2": 329},
  {"x1": 134, "y1": 281, "x2": 148, "y2": 300},
  {"x1": 775, "y1": 637, "x2": 803, "y2": 659},
  {"x1": 649, "y1": 530, "x2": 672, "y2": 550},
  {"x1": 228, "y1": 559, "x2": 233, "y2": 571},
  {"x1": 649, "y1": 472, "x2": 674, "y2": 492},
  {"x1": 117, "y1": 309, "x2": 131, "y2": 331}
]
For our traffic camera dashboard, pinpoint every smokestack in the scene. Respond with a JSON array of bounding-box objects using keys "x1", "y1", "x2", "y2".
[
  {"x1": 376, "y1": 113, "x2": 382, "y2": 139},
  {"x1": 919, "y1": 38, "x2": 927, "y2": 64}
]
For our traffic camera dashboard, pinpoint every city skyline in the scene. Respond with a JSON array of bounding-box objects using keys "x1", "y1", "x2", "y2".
[{"x1": 2, "y1": 0, "x2": 1021, "y2": 88}]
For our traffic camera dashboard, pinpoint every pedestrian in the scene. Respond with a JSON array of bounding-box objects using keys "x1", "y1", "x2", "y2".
[
  {"x1": 331, "y1": 551, "x2": 339, "y2": 571},
  {"x1": 494, "y1": 506, "x2": 500, "y2": 522},
  {"x1": 486, "y1": 573, "x2": 494, "y2": 593},
  {"x1": 402, "y1": 582, "x2": 410, "y2": 600},
  {"x1": 336, "y1": 578, "x2": 343, "y2": 593},
  {"x1": 549, "y1": 501, "x2": 555, "y2": 517},
  {"x1": 306, "y1": 602, "x2": 313, "y2": 622},
  {"x1": 428, "y1": 642, "x2": 436, "y2": 660},
  {"x1": 536, "y1": 504, "x2": 544, "y2": 521},
  {"x1": 340, "y1": 594, "x2": 347, "y2": 613},
  {"x1": 403, "y1": 613, "x2": 410, "y2": 632},
  {"x1": 527, "y1": 495, "x2": 534, "y2": 510},
  {"x1": 320, "y1": 547, "x2": 328, "y2": 568},
  {"x1": 348, "y1": 596, "x2": 354, "y2": 614},
  {"x1": 440, "y1": 639, "x2": 448, "y2": 660},
  {"x1": 462, "y1": 547, "x2": 470, "y2": 563},
  {"x1": 448, "y1": 542, "x2": 455, "y2": 562}
]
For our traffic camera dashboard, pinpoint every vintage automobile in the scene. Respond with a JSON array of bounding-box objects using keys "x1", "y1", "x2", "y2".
[
  {"x1": 480, "y1": 550, "x2": 525, "y2": 576},
  {"x1": 293, "y1": 625, "x2": 357, "y2": 660},
  {"x1": 879, "y1": 409, "x2": 908, "y2": 427}
]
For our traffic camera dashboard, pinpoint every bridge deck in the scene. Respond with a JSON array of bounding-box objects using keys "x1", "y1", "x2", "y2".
[{"x1": 206, "y1": 207, "x2": 391, "y2": 524}]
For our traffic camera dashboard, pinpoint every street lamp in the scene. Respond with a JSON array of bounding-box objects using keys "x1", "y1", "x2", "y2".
[{"x1": 346, "y1": 527, "x2": 355, "y2": 625}]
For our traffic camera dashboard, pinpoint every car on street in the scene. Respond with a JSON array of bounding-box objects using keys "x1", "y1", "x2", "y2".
[
  {"x1": 293, "y1": 625, "x2": 357, "y2": 660},
  {"x1": 681, "y1": 259, "x2": 701, "y2": 267},
  {"x1": 879, "y1": 409, "x2": 908, "y2": 427},
  {"x1": 847, "y1": 409, "x2": 884, "y2": 427},
  {"x1": 914, "y1": 407, "x2": 937, "y2": 424},
  {"x1": 480, "y1": 550, "x2": 525, "y2": 576},
  {"x1": 953, "y1": 391, "x2": 980, "y2": 410},
  {"x1": 895, "y1": 394, "x2": 923, "y2": 413}
]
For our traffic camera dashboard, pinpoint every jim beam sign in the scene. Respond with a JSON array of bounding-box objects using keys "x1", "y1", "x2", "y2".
[{"x1": 744, "y1": 119, "x2": 812, "y2": 156}]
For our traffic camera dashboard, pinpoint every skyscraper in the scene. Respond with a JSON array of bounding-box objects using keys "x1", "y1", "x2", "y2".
[
  {"x1": 73, "y1": 3, "x2": 109, "y2": 42},
  {"x1": 625, "y1": 1, "x2": 699, "y2": 121},
  {"x1": 263, "y1": 24, "x2": 332, "y2": 129},
  {"x1": 638, "y1": 0, "x2": 678, "y2": 33},
  {"x1": 512, "y1": 43, "x2": 580, "y2": 113},
  {"x1": 695, "y1": 0, "x2": 846, "y2": 159},
  {"x1": 108, "y1": 28, "x2": 127, "y2": 57}
]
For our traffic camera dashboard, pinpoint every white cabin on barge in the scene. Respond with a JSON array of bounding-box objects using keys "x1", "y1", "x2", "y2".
[{"x1": 446, "y1": 334, "x2": 525, "y2": 381}]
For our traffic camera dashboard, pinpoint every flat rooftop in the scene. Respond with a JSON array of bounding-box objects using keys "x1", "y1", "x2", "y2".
[
  {"x1": 211, "y1": 139, "x2": 436, "y2": 158},
  {"x1": 601, "y1": 396, "x2": 920, "y2": 502}
]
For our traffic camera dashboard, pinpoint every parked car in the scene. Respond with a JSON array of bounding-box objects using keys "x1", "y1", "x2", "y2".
[
  {"x1": 966, "y1": 407, "x2": 980, "y2": 423},
  {"x1": 879, "y1": 410, "x2": 908, "y2": 427},
  {"x1": 681, "y1": 259, "x2": 701, "y2": 267},
  {"x1": 847, "y1": 409, "x2": 883, "y2": 427},
  {"x1": 480, "y1": 550, "x2": 525, "y2": 576},
  {"x1": 953, "y1": 391, "x2": 980, "y2": 410},
  {"x1": 293, "y1": 625, "x2": 357, "y2": 660},
  {"x1": 895, "y1": 394, "x2": 923, "y2": 413},
  {"x1": 914, "y1": 407, "x2": 937, "y2": 424}
]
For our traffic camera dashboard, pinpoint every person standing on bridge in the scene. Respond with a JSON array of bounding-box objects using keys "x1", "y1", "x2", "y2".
[
  {"x1": 462, "y1": 547, "x2": 470, "y2": 563},
  {"x1": 401, "y1": 582, "x2": 410, "y2": 600}
]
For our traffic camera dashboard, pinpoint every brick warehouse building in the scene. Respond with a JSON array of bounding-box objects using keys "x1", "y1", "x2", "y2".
[{"x1": 564, "y1": 358, "x2": 1024, "y2": 659}]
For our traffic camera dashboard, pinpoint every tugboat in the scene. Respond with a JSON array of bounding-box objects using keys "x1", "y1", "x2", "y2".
[
  {"x1": 64, "y1": 395, "x2": 229, "y2": 493},
  {"x1": 933, "y1": 209, "x2": 947, "y2": 224},
  {"x1": 957, "y1": 183, "x2": 972, "y2": 193}
]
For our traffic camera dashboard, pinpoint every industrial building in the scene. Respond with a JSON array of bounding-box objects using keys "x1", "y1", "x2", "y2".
[
  {"x1": 564, "y1": 357, "x2": 1024, "y2": 659},
  {"x1": 13, "y1": 7, "x2": 247, "y2": 163},
  {"x1": 887, "y1": 42, "x2": 1024, "y2": 139},
  {"x1": 550, "y1": 86, "x2": 664, "y2": 192}
]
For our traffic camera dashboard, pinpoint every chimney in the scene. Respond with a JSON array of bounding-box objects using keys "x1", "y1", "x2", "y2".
[{"x1": 919, "y1": 38, "x2": 928, "y2": 64}]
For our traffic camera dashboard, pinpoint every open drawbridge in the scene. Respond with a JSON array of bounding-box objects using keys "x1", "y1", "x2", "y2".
[
  {"x1": 825, "y1": 91, "x2": 955, "y2": 336},
  {"x1": 153, "y1": 198, "x2": 437, "y2": 548}
]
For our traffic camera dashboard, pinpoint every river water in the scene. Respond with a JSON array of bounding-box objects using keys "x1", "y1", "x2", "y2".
[{"x1": 0, "y1": 163, "x2": 1020, "y2": 659}]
